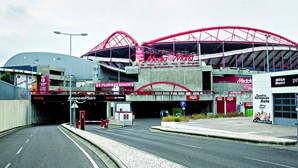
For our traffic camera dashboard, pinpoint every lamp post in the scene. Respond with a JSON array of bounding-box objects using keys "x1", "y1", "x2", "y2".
[
  {"x1": 54, "y1": 31, "x2": 87, "y2": 128},
  {"x1": 265, "y1": 34, "x2": 271, "y2": 72}
]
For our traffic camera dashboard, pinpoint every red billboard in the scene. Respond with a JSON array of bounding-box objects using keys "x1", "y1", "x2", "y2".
[
  {"x1": 37, "y1": 76, "x2": 49, "y2": 94},
  {"x1": 95, "y1": 82, "x2": 134, "y2": 88}
]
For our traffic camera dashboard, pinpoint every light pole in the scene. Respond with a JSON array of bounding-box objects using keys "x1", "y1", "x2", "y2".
[
  {"x1": 265, "y1": 34, "x2": 271, "y2": 72},
  {"x1": 54, "y1": 31, "x2": 87, "y2": 128}
]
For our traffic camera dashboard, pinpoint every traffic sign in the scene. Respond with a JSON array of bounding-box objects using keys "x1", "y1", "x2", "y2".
[
  {"x1": 71, "y1": 102, "x2": 78, "y2": 108},
  {"x1": 180, "y1": 101, "x2": 186, "y2": 107},
  {"x1": 295, "y1": 93, "x2": 298, "y2": 106}
]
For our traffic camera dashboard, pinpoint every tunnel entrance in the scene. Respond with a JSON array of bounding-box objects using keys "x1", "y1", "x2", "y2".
[
  {"x1": 31, "y1": 94, "x2": 109, "y2": 124},
  {"x1": 33, "y1": 101, "x2": 106, "y2": 124},
  {"x1": 131, "y1": 101, "x2": 213, "y2": 118}
]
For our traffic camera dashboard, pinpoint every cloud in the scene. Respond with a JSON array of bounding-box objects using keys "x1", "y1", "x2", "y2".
[{"x1": 1, "y1": 0, "x2": 298, "y2": 67}]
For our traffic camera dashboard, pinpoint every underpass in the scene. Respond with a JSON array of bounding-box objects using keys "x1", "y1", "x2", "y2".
[{"x1": 31, "y1": 94, "x2": 107, "y2": 124}]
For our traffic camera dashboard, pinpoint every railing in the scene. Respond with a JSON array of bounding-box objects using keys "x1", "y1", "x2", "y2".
[{"x1": 30, "y1": 90, "x2": 217, "y2": 96}]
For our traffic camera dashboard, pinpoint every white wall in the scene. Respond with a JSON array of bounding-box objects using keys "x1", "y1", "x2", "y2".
[{"x1": 0, "y1": 100, "x2": 32, "y2": 132}]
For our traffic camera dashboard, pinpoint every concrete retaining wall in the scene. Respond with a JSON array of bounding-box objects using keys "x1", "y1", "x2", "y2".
[{"x1": 0, "y1": 100, "x2": 32, "y2": 132}]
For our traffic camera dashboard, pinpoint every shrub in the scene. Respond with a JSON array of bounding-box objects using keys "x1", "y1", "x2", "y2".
[
  {"x1": 225, "y1": 113, "x2": 240, "y2": 118},
  {"x1": 162, "y1": 116, "x2": 175, "y2": 122},
  {"x1": 179, "y1": 116, "x2": 189, "y2": 122},
  {"x1": 174, "y1": 116, "x2": 180, "y2": 122},
  {"x1": 206, "y1": 114, "x2": 214, "y2": 119},
  {"x1": 191, "y1": 114, "x2": 205, "y2": 120}
]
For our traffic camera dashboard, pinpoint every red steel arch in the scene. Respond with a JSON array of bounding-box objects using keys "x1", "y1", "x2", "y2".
[
  {"x1": 134, "y1": 81, "x2": 192, "y2": 93},
  {"x1": 142, "y1": 26, "x2": 298, "y2": 46},
  {"x1": 85, "y1": 31, "x2": 138, "y2": 54}
]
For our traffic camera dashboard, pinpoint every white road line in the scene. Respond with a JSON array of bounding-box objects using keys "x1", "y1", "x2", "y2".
[
  {"x1": 4, "y1": 163, "x2": 11, "y2": 168},
  {"x1": 140, "y1": 136, "x2": 157, "y2": 140},
  {"x1": 58, "y1": 126, "x2": 99, "y2": 168},
  {"x1": 175, "y1": 142, "x2": 203, "y2": 149},
  {"x1": 16, "y1": 147, "x2": 23, "y2": 154},
  {"x1": 25, "y1": 139, "x2": 29, "y2": 143},
  {"x1": 244, "y1": 157, "x2": 295, "y2": 168},
  {"x1": 30, "y1": 134, "x2": 33, "y2": 137}
]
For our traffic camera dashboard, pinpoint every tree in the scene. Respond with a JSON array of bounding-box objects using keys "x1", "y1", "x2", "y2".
[{"x1": 0, "y1": 71, "x2": 13, "y2": 84}]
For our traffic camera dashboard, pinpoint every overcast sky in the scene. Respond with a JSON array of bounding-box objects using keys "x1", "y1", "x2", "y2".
[{"x1": 1, "y1": 0, "x2": 298, "y2": 66}]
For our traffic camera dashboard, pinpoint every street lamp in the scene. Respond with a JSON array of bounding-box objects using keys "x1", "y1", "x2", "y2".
[
  {"x1": 265, "y1": 34, "x2": 271, "y2": 72},
  {"x1": 54, "y1": 31, "x2": 87, "y2": 128}
]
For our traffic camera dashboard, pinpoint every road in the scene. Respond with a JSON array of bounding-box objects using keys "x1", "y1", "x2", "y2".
[
  {"x1": 0, "y1": 125, "x2": 106, "y2": 168},
  {"x1": 87, "y1": 119, "x2": 298, "y2": 168}
]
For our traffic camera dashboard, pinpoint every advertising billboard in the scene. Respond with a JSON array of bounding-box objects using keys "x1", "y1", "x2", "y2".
[
  {"x1": 253, "y1": 93, "x2": 272, "y2": 124},
  {"x1": 37, "y1": 76, "x2": 49, "y2": 94},
  {"x1": 16, "y1": 74, "x2": 27, "y2": 88},
  {"x1": 271, "y1": 74, "x2": 298, "y2": 87}
]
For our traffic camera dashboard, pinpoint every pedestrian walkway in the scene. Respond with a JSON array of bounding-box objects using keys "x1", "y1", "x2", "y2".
[{"x1": 151, "y1": 117, "x2": 297, "y2": 145}]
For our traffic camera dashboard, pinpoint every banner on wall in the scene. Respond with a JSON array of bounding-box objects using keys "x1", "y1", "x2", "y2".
[
  {"x1": 271, "y1": 74, "x2": 298, "y2": 87},
  {"x1": 253, "y1": 93, "x2": 272, "y2": 124},
  {"x1": 28, "y1": 75, "x2": 37, "y2": 91},
  {"x1": 16, "y1": 74, "x2": 27, "y2": 88},
  {"x1": 37, "y1": 76, "x2": 49, "y2": 94},
  {"x1": 135, "y1": 46, "x2": 144, "y2": 65}
]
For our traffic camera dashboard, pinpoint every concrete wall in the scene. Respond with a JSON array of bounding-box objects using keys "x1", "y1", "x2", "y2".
[
  {"x1": 0, "y1": 100, "x2": 32, "y2": 132},
  {"x1": 213, "y1": 83, "x2": 246, "y2": 94},
  {"x1": 137, "y1": 67, "x2": 203, "y2": 91}
]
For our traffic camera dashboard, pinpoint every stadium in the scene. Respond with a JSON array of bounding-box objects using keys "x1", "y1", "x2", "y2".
[{"x1": 2, "y1": 26, "x2": 298, "y2": 125}]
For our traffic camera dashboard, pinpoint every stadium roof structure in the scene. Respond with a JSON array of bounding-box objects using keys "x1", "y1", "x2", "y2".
[{"x1": 82, "y1": 26, "x2": 298, "y2": 72}]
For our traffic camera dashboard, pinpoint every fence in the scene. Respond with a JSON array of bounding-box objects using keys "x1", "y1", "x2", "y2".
[{"x1": 0, "y1": 80, "x2": 30, "y2": 100}]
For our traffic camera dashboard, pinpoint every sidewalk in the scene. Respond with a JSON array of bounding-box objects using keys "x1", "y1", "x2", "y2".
[
  {"x1": 61, "y1": 124, "x2": 184, "y2": 168},
  {"x1": 151, "y1": 117, "x2": 297, "y2": 145}
]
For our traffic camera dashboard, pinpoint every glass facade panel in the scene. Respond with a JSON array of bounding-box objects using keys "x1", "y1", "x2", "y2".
[
  {"x1": 283, "y1": 106, "x2": 290, "y2": 111},
  {"x1": 273, "y1": 93, "x2": 295, "y2": 119},
  {"x1": 274, "y1": 112, "x2": 282, "y2": 117},
  {"x1": 283, "y1": 113, "x2": 290, "y2": 118}
]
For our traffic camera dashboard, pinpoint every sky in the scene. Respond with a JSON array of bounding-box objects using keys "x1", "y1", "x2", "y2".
[{"x1": 1, "y1": 0, "x2": 298, "y2": 66}]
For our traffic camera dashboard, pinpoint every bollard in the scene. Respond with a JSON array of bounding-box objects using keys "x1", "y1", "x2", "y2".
[
  {"x1": 100, "y1": 120, "x2": 105, "y2": 128},
  {"x1": 105, "y1": 120, "x2": 109, "y2": 128}
]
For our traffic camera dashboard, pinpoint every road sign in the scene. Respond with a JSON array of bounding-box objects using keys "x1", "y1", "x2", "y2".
[
  {"x1": 71, "y1": 102, "x2": 78, "y2": 108},
  {"x1": 180, "y1": 101, "x2": 186, "y2": 107}
]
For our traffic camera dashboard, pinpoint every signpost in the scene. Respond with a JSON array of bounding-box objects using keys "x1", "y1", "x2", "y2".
[
  {"x1": 180, "y1": 101, "x2": 186, "y2": 118},
  {"x1": 71, "y1": 102, "x2": 79, "y2": 127}
]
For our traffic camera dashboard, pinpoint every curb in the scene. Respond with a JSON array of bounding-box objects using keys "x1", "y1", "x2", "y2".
[
  {"x1": 61, "y1": 124, "x2": 127, "y2": 168},
  {"x1": 151, "y1": 126, "x2": 297, "y2": 146}
]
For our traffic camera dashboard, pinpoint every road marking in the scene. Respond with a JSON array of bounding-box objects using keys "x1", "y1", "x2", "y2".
[
  {"x1": 16, "y1": 147, "x2": 23, "y2": 154},
  {"x1": 58, "y1": 126, "x2": 99, "y2": 168},
  {"x1": 30, "y1": 134, "x2": 33, "y2": 137},
  {"x1": 244, "y1": 157, "x2": 295, "y2": 168},
  {"x1": 140, "y1": 135, "x2": 157, "y2": 140},
  {"x1": 5, "y1": 163, "x2": 11, "y2": 168},
  {"x1": 175, "y1": 142, "x2": 203, "y2": 149},
  {"x1": 25, "y1": 139, "x2": 29, "y2": 143}
]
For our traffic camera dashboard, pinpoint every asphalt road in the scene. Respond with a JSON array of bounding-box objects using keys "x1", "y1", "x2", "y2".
[
  {"x1": 87, "y1": 119, "x2": 298, "y2": 168},
  {"x1": 0, "y1": 125, "x2": 106, "y2": 168}
]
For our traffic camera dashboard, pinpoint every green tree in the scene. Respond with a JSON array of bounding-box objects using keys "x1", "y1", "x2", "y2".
[{"x1": 0, "y1": 71, "x2": 13, "y2": 84}]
